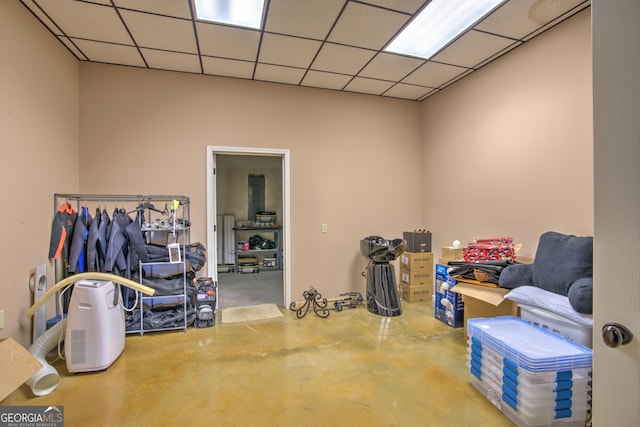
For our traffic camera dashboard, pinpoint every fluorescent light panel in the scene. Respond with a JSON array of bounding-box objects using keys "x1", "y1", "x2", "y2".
[
  {"x1": 385, "y1": 0, "x2": 506, "y2": 60},
  {"x1": 194, "y1": 0, "x2": 266, "y2": 29}
]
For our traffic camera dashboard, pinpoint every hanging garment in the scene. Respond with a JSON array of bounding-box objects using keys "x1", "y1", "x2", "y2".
[
  {"x1": 126, "y1": 212, "x2": 149, "y2": 264},
  {"x1": 104, "y1": 209, "x2": 130, "y2": 275},
  {"x1": 86, "y1": 208, "x2": 101, "y2": 272},
  {"x1": 97, "y1": 208, "x2": 110, "y2": 269},
  {"x1": 48, "y1": 202, "x2": 78, "y2": 269},
  {"x1": 67, "y1": 207, "x2": 93, "y2": 273},
  {"x1": 86, "y1": 208, "x2": 110, "y2": 272},
  {"x1": 104, "y1": 210, "x2": 150, "y2": 276}
]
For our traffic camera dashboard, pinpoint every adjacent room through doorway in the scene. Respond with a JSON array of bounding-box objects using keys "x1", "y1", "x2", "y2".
[{"x1": 206, "y1": 147, "x2": 291, "y2": 310}]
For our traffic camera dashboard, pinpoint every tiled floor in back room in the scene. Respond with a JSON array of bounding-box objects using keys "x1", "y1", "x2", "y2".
[{"x1": 5, "y1": 301, "x2": 517, "y2": 427}]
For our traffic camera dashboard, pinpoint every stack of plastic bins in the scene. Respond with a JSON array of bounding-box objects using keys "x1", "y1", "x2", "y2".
[{"x1": 466, "y1": 316, "x2": 592, "y2": 427}]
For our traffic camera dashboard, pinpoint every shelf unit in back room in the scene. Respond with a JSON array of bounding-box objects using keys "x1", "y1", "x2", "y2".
[{"x1": 233, "y1": 225, "x2": 281, "y2": 273}]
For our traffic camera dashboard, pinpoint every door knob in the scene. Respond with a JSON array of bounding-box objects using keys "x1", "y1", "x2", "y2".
[{"x1": 602, "y1": 322, "x2": 633, "y2": 348}]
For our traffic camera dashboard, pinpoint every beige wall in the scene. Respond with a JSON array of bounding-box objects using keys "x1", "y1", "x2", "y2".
[
  {"x1": 78, "y1": 63, "x2": 423, "y2": 304},
  {"x1": 420, "y1": 8, "x2": 593, "y2": 259},
  {"x1": 1, "y1": 0, "x2": 80, "y2": 345}
]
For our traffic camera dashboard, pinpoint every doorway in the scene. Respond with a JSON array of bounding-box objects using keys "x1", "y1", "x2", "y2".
[{"x1": 206, "y1": 146, "x2": 291, "y2": 310}]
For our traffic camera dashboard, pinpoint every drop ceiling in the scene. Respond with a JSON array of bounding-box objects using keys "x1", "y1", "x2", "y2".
[{"x1": 21, "y1": 0, "x2": 590, "y2": 101}]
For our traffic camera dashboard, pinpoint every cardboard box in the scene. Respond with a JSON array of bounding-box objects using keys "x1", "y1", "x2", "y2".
[
  {"x1": 450, "y1": 283, "x2": 519, "y2": 336},
  {"x1": 399, "y1": 284, "x2": 432, "y2": 303},
  {"x1": 262, "y1": 257, "x2": 277, "y2": 268},
  {"x1": 435, "y1": 281, "x2": 464, "y2": 328},
  {"x1": 434, "y1": 264, "x2": 463, "y2": 327},
  {"x1": 435, "y1": 263, "x2": 452, "y2": 282},
  {"x1": 441, "y1": 247, "x2": 463, "y2": 260},
  {"x1": 399, "y1": 267, "x2": 433, "y2": 287},
  {"x1": 399, "y1": 252, "x2": 433, "y2": 270},
  {"x1": 0, "y1": 338, "x2": 42, "y2": 402},
  {"x1": 403, "y1": 231, "x2": 432, "y2": 252}
]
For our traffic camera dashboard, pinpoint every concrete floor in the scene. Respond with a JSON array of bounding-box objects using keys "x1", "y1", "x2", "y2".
[
  {"x1": 218, "y1": 270, "x2": 283, "y2": 309},
  {"x1": 5, "y1": 302, "x2": 514, "y2": 427}
]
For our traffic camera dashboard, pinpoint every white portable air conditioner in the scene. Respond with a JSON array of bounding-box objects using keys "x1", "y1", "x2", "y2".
[{"x1": 65, "y1": 280, "x2": 125, "y2": 373}]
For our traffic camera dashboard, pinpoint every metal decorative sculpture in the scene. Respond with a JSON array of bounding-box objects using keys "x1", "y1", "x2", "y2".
[
  {"x1": 290, "y1": 288, "x2": 365, "y2": 318},
  {"x1": 289, "y1": 286, "x2": 330, "y2": 318}
]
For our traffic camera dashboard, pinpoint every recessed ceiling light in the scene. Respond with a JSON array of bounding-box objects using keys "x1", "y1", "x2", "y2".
[
  {"x1": 385, "y1": 0, "x2": 506, "y2": 60},
  {"x1": 194, "y1": 0, "x2": 266, "y2": 29}
]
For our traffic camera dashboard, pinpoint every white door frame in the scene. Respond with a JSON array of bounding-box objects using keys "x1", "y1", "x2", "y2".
[{"x1": 206, "y1": 146, "x2": 291, "y2": 308}]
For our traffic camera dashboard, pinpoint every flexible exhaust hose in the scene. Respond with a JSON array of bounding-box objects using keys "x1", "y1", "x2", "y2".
[
  {"x1": 24, "y1": 272, "x2": 155, "y2": 318},
  {"x1": 25, "y1": 318, "x2": 67, "y2": 396},
  {"x1": 23, "y1": 273, "x2": 154, "y2": 395}
]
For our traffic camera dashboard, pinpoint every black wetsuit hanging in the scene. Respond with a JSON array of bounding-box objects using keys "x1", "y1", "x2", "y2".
[
  {"x1": 68, "y1": 207, "x2": 93, "y2": 273},
  {"x1": 48, "y1": 202, "x2": 78, "y2": 272}
]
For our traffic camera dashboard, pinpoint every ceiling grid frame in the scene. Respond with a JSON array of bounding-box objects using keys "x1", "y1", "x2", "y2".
[{"x1": 20, "y1": 0, "x2": 591, "y2": 101}]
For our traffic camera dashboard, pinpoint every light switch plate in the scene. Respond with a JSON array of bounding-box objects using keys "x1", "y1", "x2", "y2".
[{"x1": 0, "y1": 309, "x2": 4, "y2": 330}]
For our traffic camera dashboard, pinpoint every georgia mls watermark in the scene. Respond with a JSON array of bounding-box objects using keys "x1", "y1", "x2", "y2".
[{"x1": 0, "y1": 406, "x2": 64, "y2": 427}]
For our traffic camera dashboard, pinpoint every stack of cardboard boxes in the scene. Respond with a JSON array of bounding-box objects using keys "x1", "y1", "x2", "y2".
[{"x1": 398, "y1": 231, "x2": 433, "y2": 303}]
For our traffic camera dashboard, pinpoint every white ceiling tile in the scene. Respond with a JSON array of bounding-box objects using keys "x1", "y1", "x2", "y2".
[
  {"x1": 254, "y1": 64, "x2": 305, "y2": 85},
  {"x1": 120, "y1": 10, "x2": 197, "y2": 54},
  {"x1": 476, "y1": 0, "x2": 586, "y2": 40},
  {"x1": 311, "y1": 43, "x2": 376, "y2": 75},
  {"x1": 113, "y1": 0, "x2": 192, "y2": 19},
  {"x1": 402, "y1": 62, "x2": 467, "y2": 88},
  {"x1": 259, "y1": 34, "x2": 322, "y2": 68},
  {"x1": 141, "y1": 48, "x2": 201, "y2": 73},
  {"x1": 521, "y1": 1, "x2": 591, "y2": 42},
  {"x1": 202, "y1": 57, "x2": 255, "y2": 79},
  {"x1": 328, "y1": 2, "x2": 409, "y2": 50},
  {"x1": 21, "y1": 0, "x2": 590, "y2": 99},
  {"x1": 383, "y1": 83, "x2": 432, "y2": 100},
  {"x1": 359, "y1": 52, "x2": 424, "y2": 81},
  {"x1": 474, "y1": 41, "x2": 522, "y2": 68},
  {"x1": 343, "y1": 77, "x2": 394, "y2": 95},
  {"x1": 301, "y1": 70, "x2": 352, "y2": 90},
  {"x1": 265, "y1": 0, "x2": 345, "y2": 40},
  {"x1": 431, "y1": 30, "x2": 516, "y2": 68},
  {"x1": 71, "y1": 39, "x2": 145, "y2": 67},
  {"x1": 196, "y1": 22, "x2": 260, "y2": 61},
  {"x1": 33, "y1": 0, "x2": 133, "y2": 45},
  {"x1": 357, "y1": 0, "x2": 428, "y2": 14}
]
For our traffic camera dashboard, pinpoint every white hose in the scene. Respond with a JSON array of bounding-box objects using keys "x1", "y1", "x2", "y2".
[
  {"x1": 25, "y1": 318, "x2": 67, "y2": 396},
  {"x1": 22, "y1": 273, "x2": 154, "y2": 396},
  {"x1": 25, "y1": 272, "x2": 155, "y2": 318}
]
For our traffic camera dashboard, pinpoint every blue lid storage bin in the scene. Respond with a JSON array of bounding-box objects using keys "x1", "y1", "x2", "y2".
[
  {"x1": 467, "y1": 316, "x2": 592, "y2": 371},
  {"x1": 467, "y1": 316, "x2": 592, "y2": 427}
]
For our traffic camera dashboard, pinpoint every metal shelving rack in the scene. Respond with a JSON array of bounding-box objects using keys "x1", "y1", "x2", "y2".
[
  {"x1": 52, "y1": 193, "x2": 191, "y2": 335},
  {"x1": 133, "y1": 195, "x2": 190, "y2": 335},
  {"x1": 233, "y1": 226, "x2": 281, "y2": 272}
]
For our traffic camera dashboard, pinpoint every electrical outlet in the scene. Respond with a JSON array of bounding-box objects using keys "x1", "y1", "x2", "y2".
[
  {"x1": 321, "y1": 224, "x2": 327, "y2": 233},
  {"x1": 0, "y1": 309, "x2": 4, "y2": 330}
]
